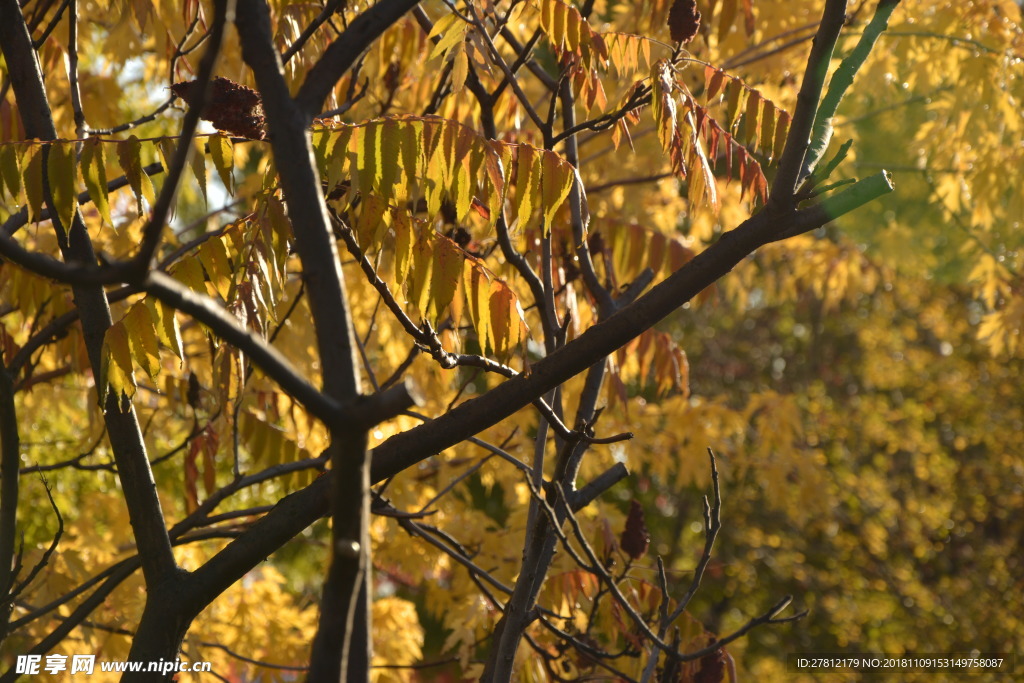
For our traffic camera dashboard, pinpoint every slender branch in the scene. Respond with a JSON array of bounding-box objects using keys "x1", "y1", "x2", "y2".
[
  {"x1": 463, "y1": 3, "x2": 548, "y2": 133},
  {"x1": 66, "y1": 0, "x2": 85, "y2": 137},
  {"x1": 294, "y1": 0, "x2": 422, "y2": 118},
  {"x1": 282, "y1": 0, "x2": 346, "y2": 64},
  {"x1": 558, "y1": 79, "x2": 614, "y2": 315},
  {"x1": 666, "y1": 449, "x2": 722, "y2": 623},
  {"x1": 236, "y1": 1, "x2": 374, "y2": 677}
]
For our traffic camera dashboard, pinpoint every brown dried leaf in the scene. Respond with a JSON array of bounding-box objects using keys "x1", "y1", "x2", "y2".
[
  {"x1": 171, "y1": 77, "x2": 266, "y2": 140},
  {"x1": 694, "y1": 647, "x2": 728, "y2": 683},
  {"x1": 668, "y1": 0, "x2": 701, "y2": 44},
  {"x1": 620, "y1": 499, "x2": 651, "y2": 560}
]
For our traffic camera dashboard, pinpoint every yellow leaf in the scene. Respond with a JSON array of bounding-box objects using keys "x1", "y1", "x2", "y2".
[
  {"x1": 356, "y1": 194, "x2": 388, "y2": 248},
  {"x1": 489, "y1": 279, "x2": 513, "y2": 357},
  {"x1": 47, "y1": 141, "x2": 78, "y2": 231},
  {"x1": 327, "y1": 126, "x2": 354, "y2": 194},
  {"x1": 725, "y1": 81, "x2": 746, "y2": 131},
  {"x1": 514, "y1": 145, "x2": 541, "y2": 230},
  {"x1": 208, "y1": 133, "x2": 235, "y2": 194},
  {"x1": 392, "y1": 208, "x2": 414, "y2": 286},
  {"x1": 553, "y1": 1, "x2": 567, "y2": 48},
  {"x1": 564, "y1": 5, "x2": 581, "y2": 52},
  {"x1": 192, "y1": 138, "x2": 208, "y2": 206},
  {"x1": 145, "y1": 297, "x2": 184, "y2": 360},
  {"x1": 400, "y1": 119, "x2": 423, "y2": 199},
  {"x1": 312, "y1": 127, "x2": 332, "y2": 178},
  {"x1": 430, "y1": 234, "x2": 464, "y2": 322},
  {"x1": 428, "y1": 15, "x2": 467, "y2": 62},
  {"x1": 124, "y1": 302, "x2": 161, "y2": 380},
  {"x1": 541, "y1": 150, "x2": 573, "y2": 232},
  {"x1": 760, "y1": 99, "x2": 777, "y2": 161},
  {"x1": 24, "y1": 145, "x2": 44, "y2": 223},
  {"x1": 451, "y1": 44, "x2": 469, "y2": 94},
  {"x1": 172, "y1": 257, "x2": 208, "y2": 295},
  {"x1": 409, "y1": 233, "x2": 433, "y2": 318},
  {"x1": 199, "y1": 236, "x2": 234, "y2": 300},
  {"x1": 117, "y1": 135, "x2": 155, "y2": 213},
  {"x1": 744, "y1": 89, "x2": 762, "y2": 149},
  {"x1": 379, "y1": 119, "x2": 401, "y2": 201},
  {"x1": 464, "y1": 259, "x2": 492, "y2": 354},
  {"x1": 101, "y1": 320, "x2": 137, "y2": 403},
  {"x1": 81, "y1": 137, "x2": 112, "y2": 225}
]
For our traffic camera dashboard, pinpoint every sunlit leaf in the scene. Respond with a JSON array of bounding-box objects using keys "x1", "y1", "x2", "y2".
[{"x1": 81, "y1": 137, "x2": 112, "y2": 225}]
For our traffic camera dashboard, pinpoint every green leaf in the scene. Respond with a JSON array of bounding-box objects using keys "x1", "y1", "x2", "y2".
[
  {"x1": 46, "y1": 141, "x2": 78, "y2": 231},
  {"x1": 208, "y1": 133, "x2": 235, "y2": 194},
  {"x1": 81, "y1": 137, "x2": 112, "y2": 225}
]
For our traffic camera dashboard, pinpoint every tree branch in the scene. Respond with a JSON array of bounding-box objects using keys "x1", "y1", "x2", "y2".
[
  {"x1": 768, "y1": 0, "x2": 848, "y2": 203},
  {"x1": 801, "y1": 0, "x2": 903, "y2": 180},
  {"x1": 236, "y1": 1, "x2": 374, "y2": 677},
  {"x1": 294, "y1": 0, "x2": 422, "y2": 118}
]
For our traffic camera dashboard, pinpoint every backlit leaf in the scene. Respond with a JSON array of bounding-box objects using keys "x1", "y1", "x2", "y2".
[
  {"x1": 430, "y1": 234, "x2": 464, "y2": 321},
  {"x1": 199, "y1": 235, "x2": 234, "y2": 300},
  {"x1": 46, "y1": 141, "x2": 78, "y2": 231},
  {"x1": 101, "y1": 320, "x2": 137, "y2": 403},
  {"x1": 117, "y1": 134, "x2": 155, "y2": 213},
  {"x1": 81, "y1": 137, "x2": 112, "y2": 225},
  {"x1": 541, "y1": 150, "x2": 574, "y2": 232},
  {"x1": 208, "y1": 133, "x2": 235, "y2": 194},
  {"x1": 124, "y1": 302, "x2": 161, "y2": 380},
  {"x1": 24, "y1": 145, "x2": 44, "y2": 223},
  {"x1": 393, "y1": 208, "x2": 414, "y2": 286},
  {"x1": 145, "y1": 296, "x2": 184, "y2": 360}
]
